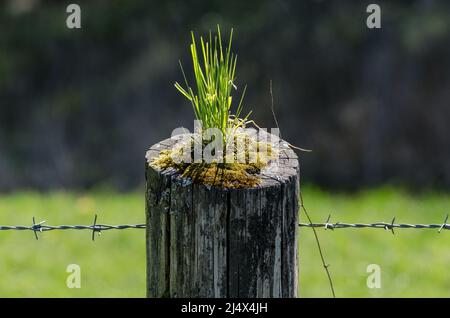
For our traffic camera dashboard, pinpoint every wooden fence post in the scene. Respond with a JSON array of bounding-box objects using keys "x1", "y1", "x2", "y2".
[{"x1": 145, "y1": 134, "x2": 299, "y2": 298}]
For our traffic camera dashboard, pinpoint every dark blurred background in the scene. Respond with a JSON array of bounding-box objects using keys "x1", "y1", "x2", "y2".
[{"x1": 0, "y1": 0, "x2": 449, "y2": 191}]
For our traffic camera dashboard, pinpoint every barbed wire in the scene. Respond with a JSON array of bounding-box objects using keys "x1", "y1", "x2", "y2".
[
  {"x1": 299, "y1": 214, "x2": 449, "y2": 234},
  {"x1": 0, "y1": 214, "x2": 448, "y2": 241},
  {"x1": 0, "y1": 214, "x2": 146, "y2": 240}
]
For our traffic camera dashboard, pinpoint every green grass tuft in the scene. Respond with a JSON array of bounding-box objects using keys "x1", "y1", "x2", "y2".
[{"x1": 175, "y1": 25, "x2": 251, "y2": 144}]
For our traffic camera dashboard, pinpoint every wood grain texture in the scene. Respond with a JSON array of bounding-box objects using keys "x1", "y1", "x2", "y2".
[{"x1": 145, "y1": 132, "x2": 299, "y2": 298}]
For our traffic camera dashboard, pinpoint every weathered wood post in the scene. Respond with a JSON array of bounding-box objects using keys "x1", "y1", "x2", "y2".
[{"x1": 145, "y1": 133, "x2": 299, "y2": 298}]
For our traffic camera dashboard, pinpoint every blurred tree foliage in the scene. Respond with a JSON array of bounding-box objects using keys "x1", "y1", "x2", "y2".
[{"x1": 0, "y1": 0, "x2": 449, "y2": 191}]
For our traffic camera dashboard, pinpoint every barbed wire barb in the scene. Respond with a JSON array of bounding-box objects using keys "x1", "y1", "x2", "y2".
[
  {"x1": 91, "y1": 214, "x2": 102, "y2": 241},
  {"x1": 31, "y1": 216, "x2": 46, "y2": 240},
  {"x1": 438, "y1": 214, "x2": 448, "y2": 233},
  {"x1": 384, "y1": 217, "x2": 396, "y2": 235},
  {"x1": 324, "y1": 214, "x2": 334, "y2": 230}
]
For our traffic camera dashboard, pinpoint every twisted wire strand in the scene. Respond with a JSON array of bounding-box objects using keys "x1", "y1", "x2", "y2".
[
  {"x1": 0, "y1": 221, "x2": 448, "y2": 232},
  {"x1": 0, "y1": 224, "x2": 146, "y2": 231},
  {"x1": 0, "y1": 216, "x2": 447, "y2": 234},
  {"x1": 299, "y1": 221, "x2": 449, "y2": 231}
]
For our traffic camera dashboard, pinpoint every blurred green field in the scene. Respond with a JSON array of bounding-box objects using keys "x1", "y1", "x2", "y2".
[{"x1": 0, "y1": 186, "x2": 449, "y2": 297}]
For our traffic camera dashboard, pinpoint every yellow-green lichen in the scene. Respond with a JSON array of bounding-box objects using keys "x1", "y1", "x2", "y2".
[{"x1": 151, "y1": 134, "x2": 278, "y2": 189}]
